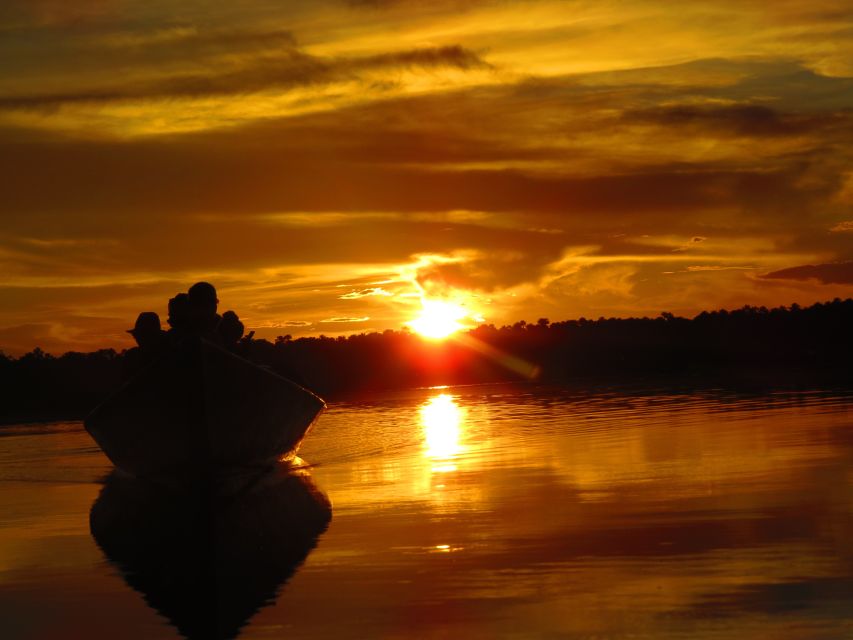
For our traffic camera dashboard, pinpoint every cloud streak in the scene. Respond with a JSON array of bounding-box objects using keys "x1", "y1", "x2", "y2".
[
  {"x1": 762, "y1": 262, "x2": 853, "y2": 285},
  {"x1": 0, "y1": 44, "x2": 491, "y2": 109},
  {"x1": 624, "y1": 104, "x2": 851, "y2": 138}
]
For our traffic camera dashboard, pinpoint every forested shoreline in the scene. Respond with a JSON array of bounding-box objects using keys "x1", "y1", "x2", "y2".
[{"x1": 2, "y1": 299, "x2": 851, "y2": 424}]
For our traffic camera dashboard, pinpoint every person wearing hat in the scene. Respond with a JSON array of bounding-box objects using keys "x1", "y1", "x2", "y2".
[
  {"x1": 122, "y1": 311, "x2": 166, "y2": 380},
  {"x1": 128, "y1": 312, "x2": 164, "y2": 348}
]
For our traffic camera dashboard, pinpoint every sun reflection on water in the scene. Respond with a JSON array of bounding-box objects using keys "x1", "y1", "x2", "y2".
[{"x1": 421, "y1": 394, "x2": 466, "y2": 463}]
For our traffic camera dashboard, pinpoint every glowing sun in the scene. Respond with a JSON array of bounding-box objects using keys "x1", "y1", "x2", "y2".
[{"x1": 409, "y1": 300, "x2": 467, "y2": 340}]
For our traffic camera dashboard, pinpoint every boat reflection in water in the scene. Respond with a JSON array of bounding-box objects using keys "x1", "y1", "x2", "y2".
[{"x1": 89, "y1": 463, "x2": 331, "y2": 640}]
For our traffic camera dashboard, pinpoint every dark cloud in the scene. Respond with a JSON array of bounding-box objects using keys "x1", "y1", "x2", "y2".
[
  {"x1": 0, "y1": 44, "x2": 490, "y2": 108},
  {"x1": 0, "y1": 214, "x2": 570, "y2": 279},
  {"x1": 544, "y1": 58, "x2": 853, "y2": 112},
  {"x1": 361, "y1": 44, "x2": 490, "y2": 71},
  {"x1": 761, "y1": 261, "x2": 853, "y2": 284},
  {"x1": 624, "y1": 104, "x2": 850, "y2": 137},
  {"x1": 415, "y1": 250, "x2": 561, "y2": 293},
  {"x1": 770, "y1": 226, "x2": 853, "y2": 263},
  {"x1": 0, "y1": 128, "x2": 823, "y2": 220}
]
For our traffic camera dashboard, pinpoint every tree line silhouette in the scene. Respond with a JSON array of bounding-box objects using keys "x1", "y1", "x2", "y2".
[{"x1": 2, "y1": 298, "x2": 851, "y2": 423}]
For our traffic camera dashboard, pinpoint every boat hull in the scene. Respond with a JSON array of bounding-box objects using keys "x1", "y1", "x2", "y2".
[{"x1": 84, "y1": 338, "x2": 325, "y2": 482}]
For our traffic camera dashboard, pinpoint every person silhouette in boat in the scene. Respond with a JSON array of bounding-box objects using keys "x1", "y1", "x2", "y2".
[
  {"x1": 187, "y1": 281, "x2": 222, "y2": 336},
  {"x1": 218, "y1": 310, "x2": 245, "y2": 347},
  {"x1": 166, "y1": 292, "x2": 190, "y2": 338},
  {"x1": 185, "y1": 281, "x2": 248, "y2": 348},
  {"x1": 122, "y1": 312, "x2": 167, "y2": 380}
]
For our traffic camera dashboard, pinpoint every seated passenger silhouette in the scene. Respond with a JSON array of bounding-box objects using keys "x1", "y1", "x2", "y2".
[
  {"x1": 218, "y1": 310, "x2": 245, "y2": 348},
  {"x1": 166, "y1": 292, "x2": 190, "y2": 337},
  {"x1": 187, "y1": 281, "x2": 221, "y2": 337},
  {"x1": 122, "y1": 312, "x2": 166, "y2": 380}
]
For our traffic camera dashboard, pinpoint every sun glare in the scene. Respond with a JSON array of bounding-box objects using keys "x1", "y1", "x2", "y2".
[
  {"x1": 409, "y1": 300, "x2": 467, "y2": 340},
  {"x1": 421, "y1": 394, "x2": 465, "y2": 460}
]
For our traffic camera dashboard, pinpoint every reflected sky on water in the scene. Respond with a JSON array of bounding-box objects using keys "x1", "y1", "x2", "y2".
[{"x1": 2, "y1": 385, "x2": 853, "y2": 638}]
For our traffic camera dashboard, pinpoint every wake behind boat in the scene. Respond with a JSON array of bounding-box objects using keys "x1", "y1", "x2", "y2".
[{"x1": 85, "y1": 337, "x2": 325, "y2": 484}]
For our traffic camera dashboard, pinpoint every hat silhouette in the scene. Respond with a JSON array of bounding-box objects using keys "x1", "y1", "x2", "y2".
[{"x1": 128, "y1": 312, "x2": 161, "y2": 335}]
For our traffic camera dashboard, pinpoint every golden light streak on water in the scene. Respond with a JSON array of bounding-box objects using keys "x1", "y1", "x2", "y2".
[{"x1": 420, "y1": 394, "x2": 466, "y2": 462}]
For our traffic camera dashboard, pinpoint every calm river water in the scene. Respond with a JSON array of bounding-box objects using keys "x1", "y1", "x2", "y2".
[{"x1": 2, "y1": 384, "x2": 853, "y2": 639}]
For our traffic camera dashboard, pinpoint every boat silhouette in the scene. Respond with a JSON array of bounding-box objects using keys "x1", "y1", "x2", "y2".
[
  {"x1": 84, "y1": 337, "x2": 325, "y2": 484},
  {"x1": 90, "y1": 465, "x2": 332, "y2": 640}
]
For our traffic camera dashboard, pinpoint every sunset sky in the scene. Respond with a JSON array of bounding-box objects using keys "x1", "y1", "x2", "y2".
[{"x1": 1, "y1": 0, "x2": 852, "y2": 355}]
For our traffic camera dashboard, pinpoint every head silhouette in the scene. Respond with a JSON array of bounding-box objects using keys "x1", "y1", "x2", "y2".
[
  {"x1": 219, "y1": 310, "x2": 245, "y2": 345},
  {"x1": 128, "y1": 312, "x2": 163, "y2": 348},
  {"x1": 187, "y1": 282, "x2": 221, "y2": 334},
  {"x1": 188, "y1": 282, "x2": 218, "y2": 314},
  {"x1": 167, "y1": 293, "x2": 190, "y2": 331}
]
